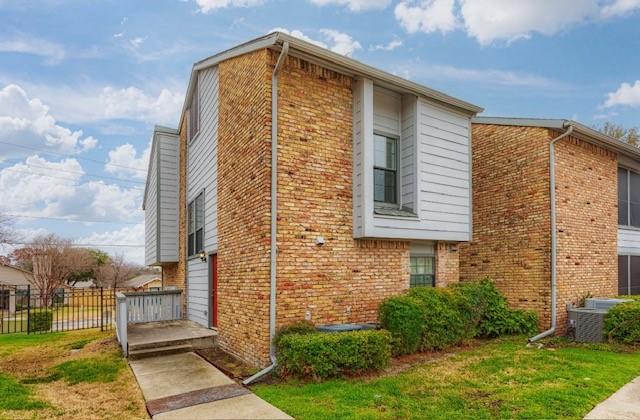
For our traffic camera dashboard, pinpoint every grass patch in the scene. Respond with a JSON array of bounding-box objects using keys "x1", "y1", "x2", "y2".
[
  {"x1": 254, "y1": 336, "x2": 640, "y2": 419},
  {"x1": 68, "y1": 338, "x2": 92, "y2": 350},
  {"x1": 0, "y1": 373, "x2": 48, "y2": 410},
  {"x1": 52, "y1": 356, "x2": 124, "y2": 384}
]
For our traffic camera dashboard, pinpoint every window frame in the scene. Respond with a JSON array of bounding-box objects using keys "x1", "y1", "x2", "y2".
[
  {"x1": 373, "y1": 133, "x2": 399, "y2": 206},
  {"x1": 618, "y1": 254, "x2": 640, "y2": 295},
  {"x1": 187, "y1": 191, "x2": 205, "y2": 258},
  {"x1": 409, "y1": 255, "x2": 436, "y2": 288},
  {"x1": 618, "y1": 166, "x2": 640, "y2": 228}
]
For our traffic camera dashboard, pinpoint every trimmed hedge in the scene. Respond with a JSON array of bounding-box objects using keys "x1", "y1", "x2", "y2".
[
  {"x1": 604, "y1": 300, "x2": 640, "y2": 344},
  {"x1": 276, "y1": 329, "x2": 391, "y2": 380},
  {"x1": 380, "y1": 279, "x2": 538, "y2": 355},
  {"x1": 29, "y1": 311, "x2": 53, "y2": 333}
]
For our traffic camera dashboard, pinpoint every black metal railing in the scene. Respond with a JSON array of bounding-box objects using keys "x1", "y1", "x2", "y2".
[{"x1": 0, "y1": 285, "x2": 134, "y2": 334}]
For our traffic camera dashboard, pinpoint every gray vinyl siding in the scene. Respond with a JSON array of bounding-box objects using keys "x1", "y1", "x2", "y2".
[
  {"x1": 186, "y1": 66, "x2": 218, "y2": 327},
  {"x1": 400, "y1": 95, "x2": 417, "y2": 211},
  {"x1": 144, "y1": 129, "x2": 179, "y2": 266},
  {"x1": 144, "y1": 150, "x2": 158, "y2": 266},
  {"x1": 158, "y1": 134, "x2": 180, "y2": 261},
  {"x1": 353, "y1": 78, "x2": 472, "y2": 242},
  {"x1": 619, "y1": 227, "x2": 640, "y2": 255},
  {"x1": 187, "y1": 259, "x2": 209, "y2": 326},
  {"x1": 352, "y1": 79, "x2": 364, "y2": 237}
]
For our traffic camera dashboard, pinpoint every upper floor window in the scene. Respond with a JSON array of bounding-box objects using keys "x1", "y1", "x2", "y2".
[
  {"x1": 619, "y1": 167, "x2": 640, "y2": 227},
  {"x1": 188, "y1": 78, "x2": 199, "y2": 142},
  {"x1": 188, "y1": 192, "x2": 204, "y2": 256},
  {"x1": 374, "y1": 134, "x2": 398, "y2": 204}
]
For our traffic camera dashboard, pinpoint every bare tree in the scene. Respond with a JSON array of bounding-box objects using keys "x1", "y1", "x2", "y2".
[
  {"x1": 596, "y1": 122, "x2": 640, "y2": 147},
  {"x1": 94, "y1": 252, "x2": 138, "y2": 289},
  {"x1": 29, "y1": 235, "x2": 93, "y2": 306},
  {"x1": 0, "y1": 212, "x2": 17, "y2": 246}
]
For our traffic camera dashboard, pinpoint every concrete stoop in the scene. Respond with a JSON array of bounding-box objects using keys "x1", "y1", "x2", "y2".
[
  {"x1": 127, "y1": 320, "x2": 218, "y2": 360},
  {"x1": 129, "y1": 352, "x2": 291, "y2": 419}
]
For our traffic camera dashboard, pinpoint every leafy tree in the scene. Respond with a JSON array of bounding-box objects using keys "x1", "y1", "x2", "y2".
[{"x1": 596, "y1": 121, "x2": 640, "y2": 147}]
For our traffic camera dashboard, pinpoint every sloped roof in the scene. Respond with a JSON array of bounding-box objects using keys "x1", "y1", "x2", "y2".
[{"x1": 122, "y1": 273, "x2": 161, "y2": 289}]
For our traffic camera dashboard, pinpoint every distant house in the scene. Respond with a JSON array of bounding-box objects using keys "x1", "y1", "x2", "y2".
[
  {"x1": 121, "y1": 274, "x2": 162, "y2": 291},
  {"x1": 0, "y1": 264, "x2": 35, "y2": 313}
]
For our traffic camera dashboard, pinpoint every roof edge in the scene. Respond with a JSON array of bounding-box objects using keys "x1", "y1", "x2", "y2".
[
  {"x1": 473, "y1": 116, "x2": 640, "y2": 161},
  {"x1": 142, "y1": 127, "x2": 179, "y2": 210}
]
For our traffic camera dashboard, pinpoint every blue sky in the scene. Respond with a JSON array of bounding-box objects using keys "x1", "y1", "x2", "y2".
[{"x1": 1, "y1": 0, "x2": 639, "y2": 263}]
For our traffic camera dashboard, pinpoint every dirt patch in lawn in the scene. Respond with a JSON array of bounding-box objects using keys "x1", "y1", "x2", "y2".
[
  {"x1": 197, "y1": 347, "x2": 258, "y2": 381},
  {"x1": 0, "y1": 330, "x2": 147, "y2": 419}
]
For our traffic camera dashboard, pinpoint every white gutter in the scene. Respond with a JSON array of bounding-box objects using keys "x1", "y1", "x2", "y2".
[
  {"x1": 529, "y1": 124, "x2": 574, "y2": 343},
  {"x1": 243, "y1": 41, "x2": 290, "y2": 385}
]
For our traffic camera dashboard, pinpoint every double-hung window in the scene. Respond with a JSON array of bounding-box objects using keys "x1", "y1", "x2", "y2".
[
  {"x1": 410, "y1": 256, "x2": 435, "y2": 287},
  {"x1": 374, "y1": 134, "x2": 398, "y2": 205},
  {"x1": 188, "y1": 192, "x2": 204, "y2": 257},
  {"x1": 619, "y1": 167, "x2": 640, "y2": 227}
]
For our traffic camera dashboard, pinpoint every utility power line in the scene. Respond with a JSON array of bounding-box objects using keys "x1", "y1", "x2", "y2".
[
  {"x1": 0, "y1": 167, "x2": 145, "y2": 191},
  {"x1": 4, "y1": 241, "x2": 145, "y2": 248},
  {"x1": 5, "y1": 215, "x2": 142, "y2": 225},
  {"x1": 0, "y1": 140, "x2": 148, "y2": 173},
  {"x1": 11, "y1": 161, "x2": 145, "y2": 185}
]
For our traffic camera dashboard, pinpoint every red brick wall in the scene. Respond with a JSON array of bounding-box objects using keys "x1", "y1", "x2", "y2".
[
  {"x1": 274, "y1": 52, "x2": 410, "y2": 329},
  {"x1": 460, "y1": 124, "x2": 618, "y2": 332},
  {"x1": 217, "y1": 49, "x2": 273, "y2": 367},
  {"x1": 459, "y1": 124, "x2": 552, "y2": 326},
  {"x1": 554, "y1": 136, "x2": 618, "y2": 332}
]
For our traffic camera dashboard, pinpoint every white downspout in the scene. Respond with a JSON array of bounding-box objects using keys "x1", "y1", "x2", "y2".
[
  {"x1": 529, "y1": 124, "x2": 574, "y2": 343},
  {"x1": 243, "y1": 41, "x2": 289, "y2": 385}
]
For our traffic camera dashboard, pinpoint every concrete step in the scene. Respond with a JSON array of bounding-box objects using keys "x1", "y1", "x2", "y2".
[{"x1": 129, "y1": 344, "x2": 194, "y2": 360}]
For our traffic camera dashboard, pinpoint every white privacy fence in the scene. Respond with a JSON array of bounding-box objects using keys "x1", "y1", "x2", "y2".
[{"x1": 115, "y1": 290, "x2": 182, "y2": 356}]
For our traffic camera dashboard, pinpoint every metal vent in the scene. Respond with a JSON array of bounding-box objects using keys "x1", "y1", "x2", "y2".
[
  {"x1": 568, "y1": 308, "x2": 607, "y2": 343},
  {"x1": 585, "y1": 297, "x2": 631, "y2": 310}
]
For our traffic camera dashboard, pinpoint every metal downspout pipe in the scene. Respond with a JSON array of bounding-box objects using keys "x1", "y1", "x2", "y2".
[
  {"x1": 243, "y1": 41, "x2": 290, "y2": 385},
  {"x1": 529, "y1": 124, "x2": 574, "y2": 343}
]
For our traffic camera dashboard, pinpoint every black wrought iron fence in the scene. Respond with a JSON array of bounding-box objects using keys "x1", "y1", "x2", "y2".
[{"x1": 0, "y1": 285, "x2": 133, "y2": 334}]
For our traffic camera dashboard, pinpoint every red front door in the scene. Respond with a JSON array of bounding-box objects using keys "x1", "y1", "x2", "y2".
[{"x1": 211, "y1": 254, "x2": 218, "y2": 328}]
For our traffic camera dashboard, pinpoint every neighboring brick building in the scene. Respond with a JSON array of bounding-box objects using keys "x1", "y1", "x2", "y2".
[
  {"x1": 143, "y1": 32, "x2": 482, "y2": 367},
  {"x1": 460, "y1": 117, "x2": 640, "y2": 334}
]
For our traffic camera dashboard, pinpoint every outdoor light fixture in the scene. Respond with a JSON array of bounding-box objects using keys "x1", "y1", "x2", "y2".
[{"x1": 199, "y1": 251, "x2": 207, "y2": 262}]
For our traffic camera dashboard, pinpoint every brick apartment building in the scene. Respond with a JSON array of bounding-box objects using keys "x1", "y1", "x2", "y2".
[
  {"x1": 460, "y1": 118, "x2": 640, "y2": 333},
  {"x1": 143, "y1": 32, "x2": 482, "y2": 367}
]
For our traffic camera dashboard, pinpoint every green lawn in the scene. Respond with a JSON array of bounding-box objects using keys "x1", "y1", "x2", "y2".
[{"x1": 254, "y1": 337, "x2": 640, "y2": 420}]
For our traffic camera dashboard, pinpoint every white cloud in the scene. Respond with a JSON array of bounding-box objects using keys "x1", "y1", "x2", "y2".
[
  {"x1": 459, "y1": 0, "x2": 598, "y2": 45},
  {"x1": 0, "y1": 155, "x2": 143, "y2": 224},
  {"x1": 395, "y1": 0, "x2": 458, "y2": 34},
  {"x1": 194, "y1": 0, "x2": 263, "y2": 13},
  {"x1": 12, "y1": 83, "x2": 184, "y2": 126},
  {"x1": 0, "y1": 35, "x2": 65, "y2": 65},
  {"x1": 419, "y1": 64, "x2": 568, "y2": 89},
  {"x1": 105, "y1": 142, "x2": 150, "y2": 180},
  {"x1": 128, "y1": 37, "x2": 146, "y2": 49},
  {"x1": 80, "y1": 223, "x2": 145, "y2": 264},
  {"x1": 370, "y1": 38, "x2": 403, "y2": 51},
  {"x1": 603, "y1": 80, "x2": 640, "y2": 108},
  {"x1": 308, "y1": 0, "x2": 390, "y2": 11},
  {"x1": 271, "y1": 28, "x2": 361, "y2": 57},
  {"x1": 0, "y1": 84, "x2": 99, "y2": 160},
  {"x1": 319, "y1": 29, "x2": 362, "y2": 56},
  {"x1": 601, "y1": 0, "x2": 640, "y2": 18},
  {"x1": 394, "y1": 0, "x2": 639, "y2": 45}
]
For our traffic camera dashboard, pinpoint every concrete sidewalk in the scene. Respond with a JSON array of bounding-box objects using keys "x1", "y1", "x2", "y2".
[
  {"x1": 585, "y1": 376, "x2": 640, "y2": 420},
  {"x1": 129, "y1": 352, "x2": 291, "y2": 419}
]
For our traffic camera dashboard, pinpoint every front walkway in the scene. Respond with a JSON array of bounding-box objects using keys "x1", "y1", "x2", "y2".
[
  {"x1": 584, "y1": 376, "x2": 640, "y2": 420},
  {"x1": 129, "y1": 352, "x2": 291, "y2": 419}
]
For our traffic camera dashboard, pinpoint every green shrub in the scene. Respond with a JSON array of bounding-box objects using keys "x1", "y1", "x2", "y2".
[
  {"x1": 276, "y1": 330, "x2": 391, "y2": 380},
  {"x1": 455, "y1": 279, "x2": 538, "y2": 337},
  {"x1": 408, "y1": 287, "x2": 471, "y2": 351},
  {"x1": 273, "y1": 320, "x2": 315, "y2": 349},
  {"x1": 29, "y1": 311, "x2": 53, "y2": 333},
  {"x1": 604, "y1": 301, "x2": 640, "y2": 344},
  {"x1": 379, "y1": 295, "x2": 423, "y2": 355},
  {"x1": 379, "y1": 279, "x2": 538, "y2": 355}
]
